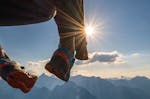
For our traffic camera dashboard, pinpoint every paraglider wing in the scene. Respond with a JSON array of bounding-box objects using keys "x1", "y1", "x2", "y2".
[{"x1": 0, "y1": 0, "x2": 56, "y2": 26}]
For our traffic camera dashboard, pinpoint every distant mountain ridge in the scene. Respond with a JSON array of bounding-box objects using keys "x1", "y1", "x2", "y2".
[
  {"x1": 0, "y1": 75, "x2": 150, "y2": 99},
  {"x1": 71, "y1": 75, "x2": 150, "y2": 99}
]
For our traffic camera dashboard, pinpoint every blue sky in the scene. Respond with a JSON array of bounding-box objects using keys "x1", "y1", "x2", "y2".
[{"x1": 0, "y1": 0, "x2": 150, "y2": 78}]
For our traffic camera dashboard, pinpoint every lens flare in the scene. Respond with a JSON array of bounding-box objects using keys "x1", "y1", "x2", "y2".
[
  {"x1": 84, "y1": 14, "x2": 105, "y2": 43},
  {"x1": 85, "y1": 26, "x2": 94, "y2": 36}
]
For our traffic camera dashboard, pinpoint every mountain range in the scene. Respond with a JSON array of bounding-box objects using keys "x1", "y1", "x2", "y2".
[{"x1": 0, "y1": 74, "x2": 150, "y2": 99}]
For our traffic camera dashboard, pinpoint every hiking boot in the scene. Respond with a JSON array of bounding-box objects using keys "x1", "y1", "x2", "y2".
[
  {"x1": 0, "y1": 58, "x2": 37, "y2": 93},
  {"x1": 45, "y1": 48, "x2": 75, "y2": 81}
]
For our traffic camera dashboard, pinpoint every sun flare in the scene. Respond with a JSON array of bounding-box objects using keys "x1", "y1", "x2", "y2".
[{"x1": 85, "y1": 26, "x2": 94, "y2": 36}]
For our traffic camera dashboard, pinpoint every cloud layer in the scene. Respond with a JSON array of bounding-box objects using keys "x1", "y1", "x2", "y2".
[
  {"x1": 25, "y1": 59, "x2": 50, "y2": 76},
  {"x1": 23, "y1": 51, "x2": 125, "y2": 76},
  {"x1": 76, "y1": 51, "x2": 124, "y2": 65}
]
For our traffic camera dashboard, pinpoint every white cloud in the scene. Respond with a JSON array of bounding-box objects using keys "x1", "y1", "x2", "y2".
[
  {"x1": 131, "y1": 53, "x2": 141, "y2": 57},
  {"x1": 25, "y1": 59, "x2": 50, "y2": 76},
  {"x1": 75, "y1": 51, "x2": 125, "y2": 65},
  {"x1": 19, "y1": 51, "x2": 149, "y2": 78}
]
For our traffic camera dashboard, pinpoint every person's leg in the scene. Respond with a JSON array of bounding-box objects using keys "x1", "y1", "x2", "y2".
[
  {"x1": 55, "y1": 0, "x2": 88, "y2": 60},
  {"x1": 45, "y1": 0, "x2": 88, "y2": 81},
  {"x1": 73, "y1": 0, "x2": 88, "y2": 60},
  {"x1": 75, "y1": 32, "x2": 88, "y2": 60},
  {"x1": 45, "y1": 28, "x2": 75, "y2": 81},
  {"x1": 45, "y1": 0, "x2": 77, "y2": 81},
  {"x1": 0, "y1": 47, "x2": 37, "y2": 93}
]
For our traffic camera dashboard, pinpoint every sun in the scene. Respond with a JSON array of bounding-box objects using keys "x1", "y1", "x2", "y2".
[
  {"x1": 85, "y1": 26, "x2": 94, "y2": 36},
  {"x1": 84, "y1": 14, "x2": 105, "y2": 40}
]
